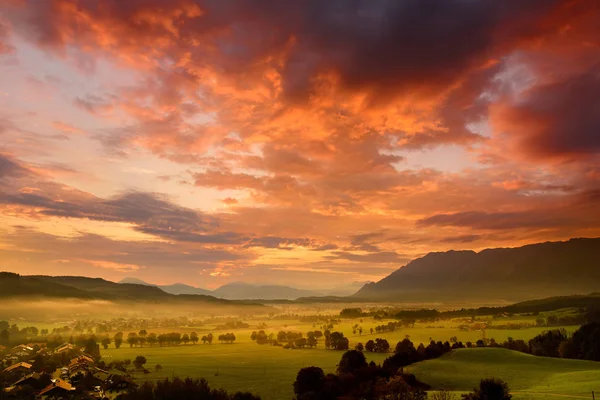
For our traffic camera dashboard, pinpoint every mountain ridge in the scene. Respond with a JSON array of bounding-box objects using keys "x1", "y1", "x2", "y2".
[{"x1": 354, "y1": 237, "x2": 600, "y2": 301}]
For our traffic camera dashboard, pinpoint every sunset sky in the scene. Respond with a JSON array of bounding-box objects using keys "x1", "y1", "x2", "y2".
[{"x1": 0, "y1": 0, "x2": 599, "y2": 290}]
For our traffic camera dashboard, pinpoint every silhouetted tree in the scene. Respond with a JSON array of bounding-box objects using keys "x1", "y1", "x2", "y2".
[
  {"x1": 294, "y1": 367, "x2": 326, "y2": 398},
  {"x1": 114, "y1": 332, "x2": 124, "y2": 349},
  {"x1": 337, "y1": 350, "x2": 367, "y2": 374},
  {"x1": 462, "y1": 378, "x2": 512, "y2": 400},
  {"x1": 133, "y1": 355, "x2": 147, "y2": 370}
]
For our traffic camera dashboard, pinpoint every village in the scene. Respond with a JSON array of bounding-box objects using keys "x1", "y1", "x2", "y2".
[{"x1": 1, "y1": 341, "x2": 136, "y2": 399}]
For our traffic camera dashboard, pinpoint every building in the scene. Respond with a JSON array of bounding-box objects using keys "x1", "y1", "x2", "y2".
[
  {"x1": 38, "y1": 379, "x2": 75, "y2": 398},
  {"x1": 2, "y1": 361, "x2": 32, "y2": 375},
  {"x1": 54, "y1": 343, "x2": 76, "y2": 354},
  {"x1": 10, "y1": 372, "x2": 50, "y2": 390}
]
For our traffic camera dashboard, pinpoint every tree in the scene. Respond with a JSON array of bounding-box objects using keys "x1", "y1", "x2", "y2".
[
  {"x1": 293, "y1": 366, "x2": 326, "y2": 397},
  {"x1": 127, "y1": 332, "x2": 139, "y2": 348},
  {"x1": 374, "y1": 338, "x2": 390, "y2": 353},
  {"x1": 133, "y1": 355, "x2": 147, "y2": 370},
  {"x1": 84, "y1": 338, "x2": 101, "y2": 360},
  {"x1": 190, "y1": 332, "x2": 199, "y2": 344},
  {"x1": 559, "y1": 321, "x2": 600, "y2": 361},
  {"x1": 462, "y1": 378, "x2": 512, "y2": 400},
  {"x1": 251, "y1": 331, "x2": 258, "y2": 341},
  {"x1": 277, "y1": 331, "x2": 287, "y2": 343},
  {"x1": 182, "y1": 334, "x2": 190, "y2": 344},
  {"x1": 328, "y1": 332, "x2": 349, "y2": 351},
  {"x1": 395, "y1": 338, "x2": 416, "y2": 355},
  {"x1": 101, "y1": 336, "x2": 111, "y2": 349},
  {"x1": 147, "y1": 333, "x2": 158, "y2": 346},
  {"x1": 529, "y1": 329, "x2": 569, "y2": 357},
  {"x1": 365, "y1": 340, "x2": 375, "y2": 352},
  {"x1": 355, "y1": 342, "x2": 364, "y2": 352},
  {"x1": 154, "y1": 364, "x2": 163, "y2": 372},
  {"x1": 207, "y1": 333, "x2": 213, "y2": 344},
  {"x1": 114, "y1": 332, "x2": 123, "y2": 349},
  {"x1": 337, "y1": 350, "x2": 367, "y2": 374},
  {"x1": 0, "y1": 330, "x2": 9, "y2": 344}
]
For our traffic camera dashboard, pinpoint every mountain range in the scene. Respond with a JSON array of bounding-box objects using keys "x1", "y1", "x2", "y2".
[
  {"x1": 0, "y1": 272, "x2": 260, "y2": 307},
  {"x1": 3, "y1": 237, "x2": 599, "y2": 304},
  {"x1": 118, "y1": 278, "x2": 367, "y2": 300},
  {"x1": 354, "y1": 237, "x2": 600, "y2": 302}
]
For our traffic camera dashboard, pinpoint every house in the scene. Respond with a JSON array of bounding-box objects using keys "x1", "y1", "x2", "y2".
[
  {"x1": 38, "y1": 379, "x2": 74, "y2": 398},
  {"x1": 2, "y1": 361, "x2": 32, "y2": 375},
  {"x1": 11, "y1": 372, "x2": 50, "y2": 390},
  {"x1": 68, "y1": 355, "x2": 96, "y2": 377},
  {"x1": 54, "y1": 343, "x2": 76, "y2": 354},
  {"x1": 12, "y1": 344, "x2": 34, "y2": 353},
  {"x1": 69, "y1": 355, "x2": 95, "y2": 367}
]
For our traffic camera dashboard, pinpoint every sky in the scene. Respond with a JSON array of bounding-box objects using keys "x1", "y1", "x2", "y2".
[{"x1": 0, "y1": 0, "x2": 599, "y2": 290}]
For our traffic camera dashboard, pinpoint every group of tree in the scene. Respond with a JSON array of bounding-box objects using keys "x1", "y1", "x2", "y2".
[
  {"x1": 0, "y1": 322, "x2": 50, "y2": 345},
  {"x1": 293, "y1": 349, "x2": 514, "y2": 400},
  {"x1": 111, "y1": 331, "x2": 206, "y2": 348},
  {"x1": 249, "y1": 330, "x2": 324, "y2": 349},
  {"x1": 363, "y1": 338, "x2": 391, "y2": 353},
  {"x1": 340, "y1": 308, "x2": 365, "y2": 318},
  {"x1": 114, "y1": 377, "x2": 261, "y2": 400},
  {"x1": 215, "y1": 321, "x2": 249, "y2": 330},
  {"x1": 324, "y1": 331, "x2": 349, "y2": 351},
  {"x1": 526, "y1": 322, "x2": 600, "y2": 360},
  {"x1": 218, "y1": 333, "x2": 236, "y2": 344}
]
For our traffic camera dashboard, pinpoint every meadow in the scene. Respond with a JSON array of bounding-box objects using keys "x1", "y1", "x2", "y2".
[
  {"x1": 409, "y1": 348, "x2": 600, "y2": 399},
  {"x1": 97, "y1": 313, "x2": 583, "y2": 400}
]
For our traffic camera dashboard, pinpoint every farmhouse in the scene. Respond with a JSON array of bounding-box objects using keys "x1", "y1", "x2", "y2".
[
  {"x1": 38, "y1": 379, "x2": 74, "y2": 398},
  {"x1": 2, "y1": 361, "x2": 32, "y2": 375},
  {"x1": 54, "y1": 343, "x2": 76, "y2": 354},
  {"x1": 11, "y1": 372, "x2": 49, "y2": 390}
]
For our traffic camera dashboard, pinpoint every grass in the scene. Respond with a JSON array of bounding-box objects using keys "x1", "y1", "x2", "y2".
[
  {"x1": 410, "y1": 348, "x2": 600, "y2": 400},
  {"x1": 98, "y1": 317, "x2": 581, "y2": 400},
  {"x1": 102, "y1": 342, "x2": 389, "y2": 400}
]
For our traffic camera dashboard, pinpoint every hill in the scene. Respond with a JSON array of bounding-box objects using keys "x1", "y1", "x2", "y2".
[
  {"x1": 0, "y1": 272, "x2": 93, "y2": 299},
  {"x1": 212, "y1": 282, "x2": 318, "y2": 300},
  {"x1": 0, "y1": 273, "x2": 266, "y2": 308},
  {"x1": 119, "y1": 277, "x2": 213, "y2": 296},
  {"x1": 354, "y1": 238, "x2": 600, "y2": 302},
  {"x1": 410, "y1": 348, "x2": 600, "y2": 398}
]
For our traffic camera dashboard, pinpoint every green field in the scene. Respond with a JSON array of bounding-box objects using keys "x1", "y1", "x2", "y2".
[
  {"x1": 409, "y1": 348, "x2": 600, "y2": 400},
  {"x1": 98, "y1": 316, "x2": 582, "y2": 400}
]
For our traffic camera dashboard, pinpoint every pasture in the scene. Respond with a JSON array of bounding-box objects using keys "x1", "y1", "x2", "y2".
[
  {"x1": 98, "y1": 314, "x2": 581, "y2": 400},
  {"x1": 409, "y1": 348, "x2": 600, "y2": 400}
]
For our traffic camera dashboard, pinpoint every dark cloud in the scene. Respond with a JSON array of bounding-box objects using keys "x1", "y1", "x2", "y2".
[
  {"x1": 243, "y1": 236, "x2": 323, "y2": 250},
  {"x1": 496, "y1": 69, "x2": 600, "y2": 159},
  {"x1": 328, "y1": 250, "x2": 408, "y2": 264},
  {"x1": 440, "y1": 234, "x2": 483, "y2": 244},
  {"x1": 5, "y1": 0, "x2": 567, "y2": 101},
  {"x1": 417, "y1": 210, "x2": 575, "y2": 230},
  {"x1": 0, "y1": 153, "x2": 27, "y2": 179}
]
